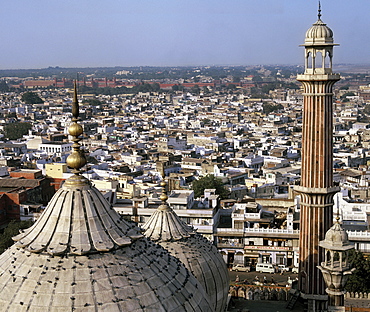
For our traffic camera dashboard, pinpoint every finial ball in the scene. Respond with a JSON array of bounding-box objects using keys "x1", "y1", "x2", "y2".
[
  {"x1": 160, "y1": 194, "x2": 168, "y2": 202},
  {"x1": 69, "y1": 123, "x2": 83, "y2": 137},
  {"x1": 67, "y1": 152, "x2": 87, "y2": 169}
]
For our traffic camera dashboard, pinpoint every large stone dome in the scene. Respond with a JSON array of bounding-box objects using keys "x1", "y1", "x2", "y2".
[
  {"x1": 0, "y1": 87, "x2": 212, "y2": 311},
  {"x1": 0, "y1": 175, "x2": 213, "y2": 311},
  {"x1": 142, "y1": 199, "x2": 229, "y2": 312}
]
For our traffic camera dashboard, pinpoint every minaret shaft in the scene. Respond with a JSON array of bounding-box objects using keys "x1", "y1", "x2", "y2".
[
  {"x1": 296, "y1": 74, "x2": 340, "y2": 297},
  {"x1": 300, "y1": 78, "x2": 338, "y2": 188}
]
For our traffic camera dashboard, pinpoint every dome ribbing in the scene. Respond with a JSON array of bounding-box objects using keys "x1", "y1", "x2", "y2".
[
  {"x1": 142, "y1": 185, "x2": 229, "y2": 312},
  {"x1": 303, "y1": 6, "x2": 335, "y2": 46},
  {"x1": 13, "y1": 176, "x2": 141, "y2": 256},
  {"x1": 305, "y1": 19, "x2": 334, "y2": 45}
]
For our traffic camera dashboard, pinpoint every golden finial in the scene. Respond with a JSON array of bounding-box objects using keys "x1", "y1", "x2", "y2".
[
  {"x1": 158, "y1": 164, "x2": 170, "y2": 210},
  {"x1": 335, "y1": 194, "x2": 341, "y2": 223},
  {"x1": 66, "y1": 81, "x2": 87, "y2": 175}
]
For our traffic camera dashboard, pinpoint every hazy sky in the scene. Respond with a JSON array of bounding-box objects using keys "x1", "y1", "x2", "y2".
[{"x1": 0, "y1": 0, "x2": 368, "y2": 69}]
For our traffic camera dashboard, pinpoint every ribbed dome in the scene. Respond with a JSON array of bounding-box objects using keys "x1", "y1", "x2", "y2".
[
  {"x1": 142, "y1": 203, "x2": 195, "y2": 241},
  {"x1": 0, "y1": 175, "x2": 213, "y2": 311},
  {"x1": 305, "y1": 18, "x2": 334, "y2": 45},
  {"x1": 13, "y1": 175, "x2": 142, "y2": 255},
  {"x1": 142, "y1": 202, "x2": 229, "y2": 312},
  {"x1": 319, "y1": 221, "x2": 353, "y2": 251}
]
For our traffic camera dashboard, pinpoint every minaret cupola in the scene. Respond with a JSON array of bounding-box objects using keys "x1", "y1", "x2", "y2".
[{"x1": 302, "y1": 3, "x2": 338, "y2": 75}]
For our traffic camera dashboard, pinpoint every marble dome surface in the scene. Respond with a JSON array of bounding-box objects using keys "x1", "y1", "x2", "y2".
[
  {"x1": 320, "y1": 220, "x2": 353, "y2": 251},
  {"x1": 305, "y1": 19, "x2": 333, "y2": 44},
  {"x1": 142, "y1": 200, "x2": 229, "y2": 312},
  {"x1": 304, "y1": 8, "x2": 335, "y2": 47},
  {"x1": 0, "y1": 176, "x2": 213, "y2": 311}
]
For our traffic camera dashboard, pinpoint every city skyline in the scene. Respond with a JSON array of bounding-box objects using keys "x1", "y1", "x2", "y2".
[{"x1": 1, "y1": 0, "x2": 369, "y2": 69}]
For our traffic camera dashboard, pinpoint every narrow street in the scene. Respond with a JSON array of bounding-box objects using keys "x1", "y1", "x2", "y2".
[
  {"x1": 227, "y1": 270, "x2": 302, "y2": 311},
  {"x1": 229, "y1": 270, "x2": 298, "y2": 287}
]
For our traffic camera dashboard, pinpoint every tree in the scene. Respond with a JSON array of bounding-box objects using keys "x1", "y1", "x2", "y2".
[
  {"x1": 82, "y1": 99, "x2": 102, "y2": 106},
  {"x1": 5, "y1": 112, "x2": 16, "y2": 119},
  {"x1": 3, "y1": 122, "x2": 32, "y2": 140},
  {"x1": 226, "y1": 84, "x2": 237, "y2": 91},
  {"x1": 21, "y1": 91, "x2": 43, "y2": 104},
  {"x1": 192, "y1": 174, "x2": 229, "y2": 199},
  {"x1": 0, "y1": 80, "x2": 9, "y2": 92},
  {"x1": 0, "y1": 220, "x2": 34, "y2": 254},
  {"x1": 340, "y1": 92, "x2": 356, "y2": 100},
  {"x1": 345, "y1": 250, "x2": 370, "y2": 293},
  {"x1": 363, "y1": 104, "x2": 370, "y2": 115},
  {"x1": 190, "y1": 85, "x2": 200, "y2": 95},
  {"x1": 202, "y1": 118, "x2": 211, "y2": 125},
  {"x1": 262, "y1": 103, "x2": 284, "y2": 115},
  {"x1": 252, "y1": 75, "x2": 263, "y2": 82},
  {"x1": 202, "y1": 86, "x2": 210, "y2": 94}
]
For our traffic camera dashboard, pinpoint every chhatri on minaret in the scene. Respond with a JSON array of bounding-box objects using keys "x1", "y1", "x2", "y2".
[
  {"x1": 0, "y1": 82, "x2": 213, "y2": 311},
  {"x1": 295, "y1": 4, "x2": 340, "y2": 310},
  {"x1": 142, "y1": 168, "x2": 229, "y2": 312}
]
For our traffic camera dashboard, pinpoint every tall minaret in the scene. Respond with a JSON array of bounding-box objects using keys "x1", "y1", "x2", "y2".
[{"x1": 295, "y1": 4, "x2": 340, "y2": 310}]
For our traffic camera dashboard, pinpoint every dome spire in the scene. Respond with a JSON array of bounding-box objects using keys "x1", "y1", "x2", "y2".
[
  {"x1": 335, "y1": 194, "x2": 341, "y2": 223},
  {"x1": 66, "y1": 80, "x2": 86, "y2": 176},
  {"x1": 318, "y1": 1, "x2": 322, "y2": 20},
  {"x1": 12, "y1": 82, "x2": 144, "y2": 255},
  {"x1": 158, "y1": 167, "x2": 170, "y2": 211},
  {"x1": 142, "y1": 162, "x2": 195, "y2": 241}
]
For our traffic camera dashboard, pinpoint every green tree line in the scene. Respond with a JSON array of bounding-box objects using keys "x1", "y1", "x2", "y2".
[
  {"x1": 0, "y1": 220, "x2": 34, "y2": 254},
  {"x1": 3, "y1": 122, "x2": 32, "y2": 140}
]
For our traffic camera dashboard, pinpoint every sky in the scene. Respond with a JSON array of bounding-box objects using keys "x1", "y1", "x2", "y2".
[{"x1": 0, "y1": 0, "x2": 369, "y2": 69}]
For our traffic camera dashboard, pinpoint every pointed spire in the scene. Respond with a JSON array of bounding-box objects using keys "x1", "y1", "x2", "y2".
[
  {"x1": 318, "y1": 1, "x2": 322, "y2": 20},
  {"x1": 72, "y1": 80, "x2": 79, "y2": 119},
  {"x1": 335, "y1": 194, "x2": 341, "y2": 223},
  {"x1": 66, "y1": 80, "x2": 87, "y2": 177}
]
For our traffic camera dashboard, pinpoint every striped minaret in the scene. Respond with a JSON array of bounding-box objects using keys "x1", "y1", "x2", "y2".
[{"x1": 295, "y1": 5, "x2": 340, "y2": 310}]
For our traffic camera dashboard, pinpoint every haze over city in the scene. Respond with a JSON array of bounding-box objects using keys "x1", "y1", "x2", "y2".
[{"x1": 1, "y1": 0, "x2": 369, "y2": 69}]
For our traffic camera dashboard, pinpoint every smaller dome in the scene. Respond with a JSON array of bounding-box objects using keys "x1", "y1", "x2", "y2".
[
  {"x1": 325, "y1": 222, "x2": 349, "y2": 245},
  {"x1": 142, "y1": 201, "x2": 229, "y2": 312},
  {"x1": 305, "y1": 18, "x2": 334, "y2": 45},
  {"x1": 319, "y1": 221, "x2": 353, "y2": 251}
]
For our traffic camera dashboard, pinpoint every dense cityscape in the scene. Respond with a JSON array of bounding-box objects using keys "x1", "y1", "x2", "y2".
[
  {"x1": 0, "y1": 61, "x2": 369, "y2": 310},
  {"x1": 0, "y1": 3, "x2": 370, "y2": 312}
]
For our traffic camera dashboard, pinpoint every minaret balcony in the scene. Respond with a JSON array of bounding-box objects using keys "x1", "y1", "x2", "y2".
[{"x1": 297, "y1": 73, "x2": 340, "y2": 82}]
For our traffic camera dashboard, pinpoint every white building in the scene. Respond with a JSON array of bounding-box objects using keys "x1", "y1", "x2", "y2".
[{"x1": 39, "y1": 142, "x2": 72, "y2": 156}]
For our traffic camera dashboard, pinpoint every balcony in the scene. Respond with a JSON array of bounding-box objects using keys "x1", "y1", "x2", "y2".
[
  {"x1": 244, "y1": 228, "x2": 299, "y2": 239},
  {"x1": 217, "y1": 242, "x2": 244, "y2": 249},
  {"x1": 347, "y1": 230, "x2": 370, "y2": 241},
  {"x1": 216, "y1": 228, "x2": 244, "y2": 236},
  {"x1": 244, "y1": 228, "x2": 299, "y2": 234},
  {"x1": 215, "y1": 227, "x2": 299, "y2": 238}
]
